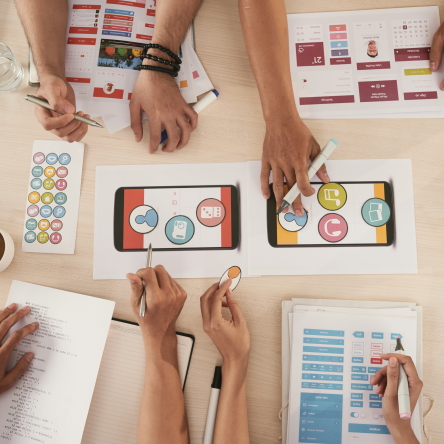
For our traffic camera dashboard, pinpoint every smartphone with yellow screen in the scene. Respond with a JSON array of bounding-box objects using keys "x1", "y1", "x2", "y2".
[{"x1": 267, "y1": 181, "x2": 394, "y2": 248}]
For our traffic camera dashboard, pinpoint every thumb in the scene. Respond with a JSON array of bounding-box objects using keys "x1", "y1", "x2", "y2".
[
  {"x1": 44, "y1": 86, "x2": 76, "y2": 114},
  {"x1": 430, "y1": 26, "x2": 444, "y2": 72},
  {"x1": 385, "y1": 357, "x2": 399, "y2": 399},
  {"x1": 226, "y1": 289, "x2": 244, "y2": 325},
  {"x1": 0, "y1": 353, "x2": 33, "y2": 393},
  {"x1": 126, "y1": 273, "x2": 144, "y2": 306}
]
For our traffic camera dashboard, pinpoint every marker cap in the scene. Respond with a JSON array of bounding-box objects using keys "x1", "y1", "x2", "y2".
[
  {"x1": 211, "y1": 366, "x2": 222, "y2": 389},
  {"x1": 400, "y1": 413, "x2": 411, "y2": 420}
]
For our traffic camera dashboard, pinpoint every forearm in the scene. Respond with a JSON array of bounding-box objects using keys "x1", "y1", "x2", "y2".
[
  {"x1": 389, "y1": 424, "x2": 420, "y2": 444},
  {"x1": 138, "y1": 334, "x2": 189, "y2": 444},
  {"x1": 213, "y1": 362, "x2": 249, "y2": 444},
  {"x1": 14, "y1": 0, "x2": 67, "y2": 79},
  {"x1": 239, "y1": 0, "x2": 298, "y2": 123}
]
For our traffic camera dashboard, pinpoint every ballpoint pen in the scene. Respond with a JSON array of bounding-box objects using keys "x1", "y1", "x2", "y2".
[
  {"x1": 25, "y1": 94, "x2": 104, "y2": 128},
  {"x1": 139, "y1": 243, "x2": 152, "y2": 317}
]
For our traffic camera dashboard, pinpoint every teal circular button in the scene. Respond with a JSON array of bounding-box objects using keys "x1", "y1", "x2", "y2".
[
  {"x1": 361, "y1": 198, "x2": 391, "y2": 227},
  {"x1": 30, "y1": 178, "x2": 42, "y2": 190},
  {"x1": 32, "y1": 166, "x2": 43, "y2": 177},
  {"x1": 24, "y1": 231, "x2": 36, "y2": 243},
  {"x1": 165, "y1": 216, "x2": 195, "y2": 245},
  {"x1": 54, "y1": 192, "x2": 67, "y2": 205},
  {"x1": 26, "y1": 219, "x2": 38, "y2": 230}
]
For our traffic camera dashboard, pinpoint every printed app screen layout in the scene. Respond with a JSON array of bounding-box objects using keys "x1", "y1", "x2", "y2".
[
  {"x1": 274, "y1": 182, "x2": 393, "y2": 246},
  {"x1": 120, "y1": 186, "x2": 234, "y2": 250}
]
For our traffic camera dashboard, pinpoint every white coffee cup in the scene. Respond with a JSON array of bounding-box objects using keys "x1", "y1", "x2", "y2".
[{"x1": 0, "y1": 228, "x2": 15, "y2": 272}]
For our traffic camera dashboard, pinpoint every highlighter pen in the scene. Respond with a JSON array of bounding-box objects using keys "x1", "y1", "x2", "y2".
[
  {"x1": 276, "y1": 138, "x2": 339, "y2": 214},
  {"x1": 160, "y1": 89, "x2": 219, "y2": 145},
  {"x1": 395, "y1": 338, "x2": 411, "y2": 420},
  {"x1": 202, "y1": 366, "x2": 222, "y2": 444}
]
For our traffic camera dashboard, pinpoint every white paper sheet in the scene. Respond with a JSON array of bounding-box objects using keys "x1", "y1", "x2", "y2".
[
  {"x1": 93, "y1": 163, "x2": 248, "y2": 279},
  {"x1": 22, "y1": 141, "x2": 84, "y2": 254},
  {"x1": 183, "y1": 38, "x2": 214, "y2": 96},
  {"x1": 0, "y1": 281, "x2": 115, "y2": 444},
  {"x1": 247, "y1": 159, "x2": 418, "y2": 276}
]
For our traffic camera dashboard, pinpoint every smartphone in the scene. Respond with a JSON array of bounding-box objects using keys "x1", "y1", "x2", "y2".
[
  {"x1": 114, "y1": 185, "x2": 239, "y2": 251},
  {"x1": 267, "y1": 181, "x2": 395, "y2": 248}
]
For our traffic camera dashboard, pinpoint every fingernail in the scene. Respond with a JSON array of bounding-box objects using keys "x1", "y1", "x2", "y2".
[
  {"x1": 389, "y1": 357, "x2": 397, "y2": 367},
  {"x1": 295, "y1": 210, "x2": 303, "y2": 217},
  {"x1": 22, "y1": 306, "x2": 31, "y2": 312},
  {"x1": 262, "y1": 193, "x2": 269, "y2": 199},
  {"x1": 7, "y1": 303, "x2": 17, "y2": 310},
  {"x1": 126, "y1": 277, "x2": 136, "y2": 284},
  {"x1": 32, "y1": 322, "x2": 39, "y2": 328},
  {"x1": 431, "y1": 62, "x2": 436, "y2": 71},
  {"x1": 324, "y1": 173, "x2": 330, "y2": 182},
  {"x1": 26, "y1": 353, "x2": 34, "y2": 363}
]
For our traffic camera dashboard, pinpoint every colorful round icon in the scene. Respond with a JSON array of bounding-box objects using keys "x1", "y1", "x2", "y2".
[
  {"x1": 129, "y1": 205, "x2": 158, "y2": 234},
  {"x1": 55, "y1": 179, "x2": 67, "y2": 191},
  {"x1": 53, "y1": 206, "x2": 66, "y2": 218},
  {"x1": 278, "y1": 209, "x2": 308, "y2": 232},
  {"x1": 28, "y1": 191, "x2": 40, "y2": 204},
  {"x1": 24, "y1": 231, "x2": 36, "y2": 243},
  {"x1": 27, "y1": 205, "x2": 39, "y2": 217},
  {"x1": 33, "y1": 152, "x2": 45, "y2": 164},
  {"x1": 43, "y1": 178, "x2": 55, "y2": 190},
  {"x1": 165, "y1": 216, "x2": 195, "y2": 245},
  {"x1": 32, "y1": 166, "x2": 43, "y2": 177},
  {"x1": 318, "y1": 214, "x2": 348, "y2": 242},
  {"x1": 196, "y1": 198, "x2": 226, "y2": 227},
  {"x1": 37, "y1": 232, "x2": 49, "y2": 244},
  {"x1": 361, "y1": 198, "x2": 391, "y2": 227},
  {"x1": 59, "y1": 153, "x2": 71, "y2": 165},
  {"x1": 40, "y1": 205, "x2": 53, "y2": 218},
  {"x1": 30, "y1": 178, "x2": 42, "y2": 190},
  {"x1": 54, "y1": 192, "x2": 67, "y2": 205},
  {"x1": 44, "y1": 166, "x2": 56, "y2": 177},
  {"x1": 51, "y1": 220, "x2": 63, "y2": 231},
  {"x1": 46, "y1": 153, "x2": 58, "y2": 165},
  {"x1": 219, "y1": 266, "x2": 242, "y2": 291},
  {"x1": 41, "y1": 192, "x2": 54, "y2": 205},
  {"x1": 50, "y1": 232, "x2": 62, "y2": 244},
  {"x1": 318, "y1": 183, "x2": 347, "y2": 211},
  {"x1": 26, "y1": 219, "x2": 38, "y2": 230},
  {"x1": 56, "y1": 167, "x2": 68, "y2": 178},
  {"x1": 38, "y1": 219, "x2": 50, "y2": 231}
]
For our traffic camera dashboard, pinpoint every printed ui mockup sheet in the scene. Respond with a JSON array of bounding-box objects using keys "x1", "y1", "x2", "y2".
[{"x1": 288, "y1": 7, "x2": 444, "y2": 118}]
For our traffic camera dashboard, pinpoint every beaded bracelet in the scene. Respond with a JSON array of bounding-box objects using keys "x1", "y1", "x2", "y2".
[
  {"x1": 143, "y1": 53, "x2": 180, "y2": 71},
  {"x1": 138, "y1": 64, "x2": 178, "y2": 77},
  {"x1": 142, "y1": 43, "x2": 182, "y2": 65}
]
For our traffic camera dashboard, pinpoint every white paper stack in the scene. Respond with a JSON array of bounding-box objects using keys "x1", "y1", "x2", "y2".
[{"x1": 282, "y1": 298, "x2": 423, "y2": 444}]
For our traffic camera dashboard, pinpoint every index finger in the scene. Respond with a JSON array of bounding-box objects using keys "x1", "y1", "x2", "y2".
[
  {"x1": 294, "y1": 159, "x2": 314, "y2": 197},
  {"x1": 35, "y1": 106, "x2": 75, "y2": 131}
]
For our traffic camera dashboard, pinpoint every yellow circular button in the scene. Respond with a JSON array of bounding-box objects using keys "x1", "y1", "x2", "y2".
[
  {"x1": 44, "y1": 166, "x2": 56, "y2": 177},
  {"x1": 38, "y1": 219, "x2": 50, "y2": 231},
  {"x1": 318, "y1": 183, "x2": 347, "y2": 211},
  {"x1": 28, "y1": 191, "x2": 40, "y2": 204}
]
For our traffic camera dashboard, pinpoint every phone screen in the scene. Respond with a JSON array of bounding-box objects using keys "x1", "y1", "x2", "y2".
[
  {"x1": 114, "y1": 185, "x2": 239, "y2": 251},
  {"x1": 268, "y1": 182, "x2": 394, "y2": 247}
]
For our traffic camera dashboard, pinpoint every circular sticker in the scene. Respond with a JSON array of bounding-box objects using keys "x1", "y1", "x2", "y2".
[
  {"x1": 44, "y1": 166, "x2": 56, "y2": 178},
  {"x1": 40, "y1": 205, "x2": 53, "y2": 218},
  {"x1": 318, "y1": 183, "x2": 347, "y2": 211},
  {"x1": 46, "y1": 153, "x2": 58, "y2": 165},
  {"x1": 28, "y1": 192, "x2": 40, "y2": 204},
  {"x1": 54, "y1": 192, "x2": 67, "y2": 205},
  {"x1": 24, "y1": 231, "x2": 36, "y2": 243},
  {"x1": 56, "y1": 167, "x2": 68, "y2": 178},
  {"x1": 129, "y1": 205, "x2": 158, "y2": 234},
  {"x1": 32, "y1": 166, "x2": 43, "y2": 177},
  {"x1": 38, "y1": 219, "x2": 50, "y2": 231},
  {"x1": 59, "y1": 153, "x2": 71, "y2": 165},
  {"x1": 26, "y1": 219, "x2": 38, "y2": 230},
  {"x1": 27, "y1": 205, "x2": 39, "y2": 217},
  {"x1": 55, "y1": 179, "x2": 67, "y2": 191},
  {"x1": 51, "y1": 220, "x2": 63, "y2": 231},
  {"x1": 196, "y1": 198, "x2": 226, "y2": 227},
  {"x1": 318, "y1": 214, "x2": 348, "y2": 243},
  {"x1": 278, "y1": 209, "x2": 308, "y2": 232},
  {"x1": 41, "y1": 192, "x2": 54, "y2": 205},
  {"x1": 53, "y1": 206, "x2": 66, "y2": 218},
  {"x1": 165, "y1": 216, "x2": 195, "y2": 245},
  {"x1": 50, "y1": 232, "x2": 62, "y2": 244},
  {"x1": 43, "y1": 178, "x2": 55, "y2": 190},
  {"x1": 33, "y1": 152, "x2": 45, "y2": 164},
  {"x1": 30, "y1": 178, "x2": 42, "y2": 190},
  {"x1": 37, "y1": 232, "x2": 49, "y2": 244},
  {"x1": 361, "y1": 198, "x2": 391, "y2": 227}
]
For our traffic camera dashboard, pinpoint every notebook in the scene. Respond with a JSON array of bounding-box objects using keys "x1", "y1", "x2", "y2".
[{"x1": 81, "y1": 319, "x2": 194, "y2": 444}]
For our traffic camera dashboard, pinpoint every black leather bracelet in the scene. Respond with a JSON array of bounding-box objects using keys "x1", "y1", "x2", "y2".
[
  {"x1": 138, "y1": 64, "x2": 178, "y2": 77},
  {"x1": 142, "y1": 43, "x2": 182, "y2": 65},
  {"x1": 142, "y1": 53, "x2": 181, "y2": 71}
]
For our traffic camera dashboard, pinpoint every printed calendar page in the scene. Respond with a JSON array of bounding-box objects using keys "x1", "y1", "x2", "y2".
[{"x1": 288, "y1": 6, "x2": 444, "y2": 118}]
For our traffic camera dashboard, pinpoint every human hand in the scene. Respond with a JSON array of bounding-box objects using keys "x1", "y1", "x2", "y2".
[
  {"x1": 200, "y1": 280, "x2": 250, "y2": 370},
  {"x1": 430, "y1": 21, "x2": 444, "y2": 90},
  {"x1": 370, "y1": 354, "x2": 423, "y2": 442},
  {"x1": 0, "y1": 304, "x2": 39, "y2": 394},
  {"x1": 130, "y1": 71, "x2": 197, "y2": 153},
  {"x1": 127, "y1": 265, "x2": 187, "y2": 345},
  {"x1": 261, "y1": 117, "x2": 330, "y2": 215},
  {"x1": 36, "y1": 74, "x2": 90, "y2": 142}
]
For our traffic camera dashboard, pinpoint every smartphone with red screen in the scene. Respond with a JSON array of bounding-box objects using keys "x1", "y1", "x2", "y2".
[{"x1": 114, "y1": 185, "x2": 239, "y2": 251}]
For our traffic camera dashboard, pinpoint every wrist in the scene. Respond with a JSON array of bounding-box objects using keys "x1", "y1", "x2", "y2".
[
  {"x1": 38, "y1": 68, "x2": 66, "y2": 83},
  {"x1": 388, "y1": 422, "x2": 417, "y2": 443},
  {"x1": 264, "y1": 104, "x2": 301, "y2": 126},
  {"x1": 143, "y1": 329, "x2": 177, "y2": 356}
]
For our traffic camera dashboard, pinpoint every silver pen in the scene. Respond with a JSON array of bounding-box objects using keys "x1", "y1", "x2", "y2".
[
  {"x1": 25, "y1": 94, "x2": 103, "y2": 128},
  {"x1": 139, "y1": 243, "x2": 152, "y2": 317}
]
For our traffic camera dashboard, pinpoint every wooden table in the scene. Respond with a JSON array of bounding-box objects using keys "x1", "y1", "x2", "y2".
[{"x1": 0, "y1": 0, "x2": 443, "y2": 442}]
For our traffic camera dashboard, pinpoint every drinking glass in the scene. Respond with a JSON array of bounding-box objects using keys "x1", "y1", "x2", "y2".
[{"x1": 0, "y1": 43, "x2": 24, "y2": 92}]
